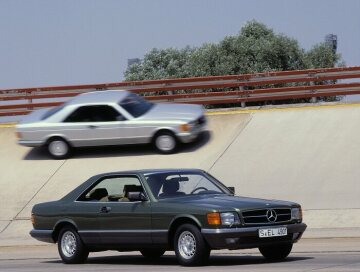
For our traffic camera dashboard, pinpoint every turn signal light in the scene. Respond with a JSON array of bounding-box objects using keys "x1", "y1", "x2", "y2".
[
  {"x1": 179, "y1": 124, "x2": 190, "y2": 132},
  {"x1": 207, "y1": 212, "x2": 221, "y2": 225},
  {"x1": 16, "y1": 132, "x2": 22, "y2": 139},
  {"x1": 31, "y1": 213, "x2": 35, "y2": 226}
]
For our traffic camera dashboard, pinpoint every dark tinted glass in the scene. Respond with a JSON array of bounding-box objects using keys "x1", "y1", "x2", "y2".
[
  {"x1": 119, "y1": 93, "x2": 153, "y2": 118},
  {"x1": 64, "y1": 105, "x2": 124, "y2": 122}
]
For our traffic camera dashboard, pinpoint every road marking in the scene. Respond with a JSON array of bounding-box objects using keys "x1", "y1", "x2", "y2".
[{"x1": 0, "y1": 123, "x2": 16, "y2": 128}]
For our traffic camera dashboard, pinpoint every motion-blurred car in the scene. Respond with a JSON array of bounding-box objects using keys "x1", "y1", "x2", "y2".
[
  {"x1": 16, "y1": 90, "x2": 206, "y2": 158},
  {"x1": 30, "y1": 168, "x2": 306, "y2": 266}
]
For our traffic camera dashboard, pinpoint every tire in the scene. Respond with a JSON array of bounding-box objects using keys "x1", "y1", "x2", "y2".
[
  {"x1": 58, "y1": 227, "x2": 89, "y2": 264},
  {"x1": 153, "y1": 131, "x2": 177, "y2": 154},
  {"x1": 259, "y1": 243, "x2": 293, "y2": 261},
  {"x1": 174, "y1": 224, "x2": 210, "y2": 266},
  {"x1": 140, "y1": 249, "x2": 166, "y2": 259},
  {"x1": 47, "y1": 137, "x2": 71, "y2": 159}
]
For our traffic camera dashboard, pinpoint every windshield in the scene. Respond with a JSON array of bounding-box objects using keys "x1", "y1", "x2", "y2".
[
  {"x1": 145, "y1": 171, "x2": 230, "y2": 199},
  {"x1": 118, "y1": 93, "x2": 154, "y2": 118}
]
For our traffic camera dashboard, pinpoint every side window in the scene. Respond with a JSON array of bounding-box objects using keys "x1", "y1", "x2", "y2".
[
  {"x1": 64, "y1": 105, "x2": 125, "y2": 122},
  {"x1": 77, "y1": 176, "x2": 143, "y2": 202}
]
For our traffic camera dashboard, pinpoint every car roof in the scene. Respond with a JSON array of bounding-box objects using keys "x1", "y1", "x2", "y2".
[
  {"x1": 93, "y1": 168, "x2": 204, "y2": 177},
  {"x1": 67, "y1": 90, "x2": 130, "y2": 106}
]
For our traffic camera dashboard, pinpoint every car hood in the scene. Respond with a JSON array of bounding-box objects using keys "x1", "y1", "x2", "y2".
[
  {"x1": 161, "y1": 194, "x2": 297, "y2": 211},
  {"x1": 139, "y1": 103, "x2": 204, "y2": 121},
  {"x1": 18, "y1": 108, "x2": 49, "y2": 125}
]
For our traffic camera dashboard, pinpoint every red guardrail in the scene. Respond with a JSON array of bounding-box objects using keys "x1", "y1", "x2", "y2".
[{"x1": 1, "y1": 66, "x2": 360, "y2": 116}]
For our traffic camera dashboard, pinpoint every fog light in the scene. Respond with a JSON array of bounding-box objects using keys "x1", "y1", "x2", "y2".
[{"x1": 225, "y1": 238, "x2": 239, "y2": 244}]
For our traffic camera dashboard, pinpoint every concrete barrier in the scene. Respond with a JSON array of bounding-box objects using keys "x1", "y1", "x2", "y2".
[{"x1": 0, "y1": 103, "x2": 359, "y2": 245}]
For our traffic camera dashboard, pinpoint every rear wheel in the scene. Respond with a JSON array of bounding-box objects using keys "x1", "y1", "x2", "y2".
[
  {"x1": 174, "y1": 224, "x2": 210, "y2": 266},
  {"x1": 47, "y1": 138, "x2": 71, "y2": 159},
  {"x1": 153, "y1": 131, "x2": 177, "y2": 154},
  {"x1": 58, "y1": 227, "x2": 88, "y2": 264},
  {"x1": 140, "y1": 249, "x2": 166, "y2": 259},
  {"x1": 259, "y1": 243, "x2": 293, "y2": 261}
]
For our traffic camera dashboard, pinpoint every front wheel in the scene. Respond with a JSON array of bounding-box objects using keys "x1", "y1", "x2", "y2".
[
  {"x1": 259, "y1": 243, "x2": 293, "y2": 261},
  {"x1": 153, "y1": 131, "x2": 177, "y2": 154},
  {"x1": 58, "y1": 227, "x2": 89, "y2": 264},
  {"x1": 48, "y1": 138, "x2": 71, "y2": 159},
  {"x1": 174, "y1": 224, "x2": 210, "y2": 266}
]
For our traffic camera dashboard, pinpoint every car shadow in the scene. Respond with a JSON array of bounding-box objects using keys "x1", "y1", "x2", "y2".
[
  {"x1": 22, "y1": 131, "x2": 211, "y2": 160},
  {"x1": 43, "y1": 254, "x2": 312, "y2": 266}
]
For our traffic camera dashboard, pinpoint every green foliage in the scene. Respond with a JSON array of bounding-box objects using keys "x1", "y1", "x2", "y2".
[
  {"x1": 124, "y1": 47, "x2": 194, "y2": 81},
  {"x1": 125, "y1": 20, "x2": 342, "y2": 81},
  {"x1": 304, "y1": 43, "x2": 340, "y2": 69},
  {"x1": 124, "y1": 20, "x2": 344, "y2": 104}
]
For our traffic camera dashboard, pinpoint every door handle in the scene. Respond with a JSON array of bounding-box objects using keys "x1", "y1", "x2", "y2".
[
  {"x1": 99, "y1": 206, "x2": 111, "y2": 213},
  {"x1": 87, "y1": 125, "x2": 98, "y2": 129}
]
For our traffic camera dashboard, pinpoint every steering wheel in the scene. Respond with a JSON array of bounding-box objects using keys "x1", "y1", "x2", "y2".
[{"x1": 190, "y1": 187, "x2": 208, "y2": 194}]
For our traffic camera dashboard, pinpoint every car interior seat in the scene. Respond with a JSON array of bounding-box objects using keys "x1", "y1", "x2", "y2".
[
  {"x1": 158, "y1": 178, "x2": 186, "y2": 198},
  {"x1": 120, "y1": 184, "x2": 143, "y2": 202},
  {"x1": 88, "y1": 188, "x2": 108, "y2": 201}
]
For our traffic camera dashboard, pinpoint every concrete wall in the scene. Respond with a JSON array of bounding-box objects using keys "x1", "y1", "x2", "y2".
[{"x1": 0, "y1": 104, "x2": 359, "y2": 245}]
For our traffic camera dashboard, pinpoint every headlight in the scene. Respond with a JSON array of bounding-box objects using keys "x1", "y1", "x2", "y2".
[
  {"x1": 291, "y1": 207, "x2": 302, "y2": 220},
  {"x1": 220, "y1": 212, "x2": 240, "y2": 226}
]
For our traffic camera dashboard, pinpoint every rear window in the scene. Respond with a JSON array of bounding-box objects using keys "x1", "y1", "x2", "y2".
[{"x1": 41, "y1": 103, "x2": 67, "y2": 120}]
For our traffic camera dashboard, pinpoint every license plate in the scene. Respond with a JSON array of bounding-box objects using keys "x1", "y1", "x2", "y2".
[{"x1": 258, "y1": 227, "x2": 287, "y2": 238}]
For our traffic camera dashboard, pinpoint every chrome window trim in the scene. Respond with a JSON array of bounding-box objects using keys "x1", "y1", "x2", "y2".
[{"x1": 74, "y1": 173, "x2": 150, "y2": 203}]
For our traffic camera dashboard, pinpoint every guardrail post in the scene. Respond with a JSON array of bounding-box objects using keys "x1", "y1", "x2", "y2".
[
  {"x1": 239, "y1": 86, "x2": 246, "y2": 108},
  {"x1": 310, "y1": 81, "x2": 317, "y2": 103}
]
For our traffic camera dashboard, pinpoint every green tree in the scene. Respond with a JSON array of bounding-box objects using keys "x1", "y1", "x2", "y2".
[
  {"x1": 124, "y1": 20, "x2": 343, "y2": 103},
  {"x1": 124, "y1": 47, "x2": 194, "y2": 81},
  {"x1": 125, "y1": 21, "x2": 342, "y2": 80},
  {"x1": 304, "y1": 43, "x2": 340, "y2": 69}
]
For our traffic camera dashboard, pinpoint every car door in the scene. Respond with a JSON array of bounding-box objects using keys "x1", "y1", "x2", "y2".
[
  {"x1": 65, "y1": 201, "x2": 103, "y2": 245},
  {"x1": 95, "y1": 175, "x2": 152, "y2": 245},
  {"x1": 62, "y1": 105, "x2": 128, "y2": 146}
]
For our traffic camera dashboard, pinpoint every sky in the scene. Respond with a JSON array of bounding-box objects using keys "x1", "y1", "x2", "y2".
[{"x1": 1, "y1": 0, "x2": 360, "y2": 89}]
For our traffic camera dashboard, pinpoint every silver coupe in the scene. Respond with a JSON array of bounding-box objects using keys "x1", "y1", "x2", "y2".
[{"x1": 16, "y1": 90, "x2": 206, "y2": 158}]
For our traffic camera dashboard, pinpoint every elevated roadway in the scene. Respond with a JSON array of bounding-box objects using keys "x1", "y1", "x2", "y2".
[{"x1": 0, "y1": 103, "x2": 359, "y2": 245}]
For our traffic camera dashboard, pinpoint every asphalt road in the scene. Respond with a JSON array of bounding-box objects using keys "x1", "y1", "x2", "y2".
[{"x1": 0, "y1": 238, "x2": 359, "y2": 272}]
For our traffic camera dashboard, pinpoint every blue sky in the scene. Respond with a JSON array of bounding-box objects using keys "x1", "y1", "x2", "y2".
[{"x1": 1, "y1": 0, "x2": 360, "y2": 89}]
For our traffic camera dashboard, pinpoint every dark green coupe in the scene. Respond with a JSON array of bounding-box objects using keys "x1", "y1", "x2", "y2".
[{"x1": 30, "y1": 169, "x2": 306, "y2": 266}]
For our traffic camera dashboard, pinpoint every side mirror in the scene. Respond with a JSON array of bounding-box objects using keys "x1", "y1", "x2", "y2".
[
  {"x1": 127, "y1": 191, "x2": 147, "y2": 201},
  {"x1": 228, "y1": 186, "x2": 235, "y2": 195}
]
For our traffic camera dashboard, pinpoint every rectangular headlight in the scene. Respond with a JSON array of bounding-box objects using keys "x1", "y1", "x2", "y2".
[
  {"x1": 291, "y1": 207, "x2": 302, "y2": 220},
  {"x1": 220, "y1": 212, "x2": 240, "y2": 226}
]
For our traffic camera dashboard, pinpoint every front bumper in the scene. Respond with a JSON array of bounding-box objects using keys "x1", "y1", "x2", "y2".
[
  {"x1": 18, "y1": 140, "x2": 44, "y2": 147},
  {"x1": 177, "y1": 124, "x2": 207, "y2": 143},
  {"x1": 30, "y1": 229, "x2": 55, "y2": 243},
  {"x1": 201, "y1": 223, "x2": 307, "y2": 250}
]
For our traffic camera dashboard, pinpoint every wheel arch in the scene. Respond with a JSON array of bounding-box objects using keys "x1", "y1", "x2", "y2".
[
  {"x1": 45, "y1": 135, "x2": 72, "y2": 146},
  {"x1": 52, "y1": 219, "x2": 78, "y2": 242},
  {"x1": 151, "y1": 128, "x2": 178, "y2": 143},
  {"x1": 168, "y1": 215, "x2": 202, "y2": 249}
]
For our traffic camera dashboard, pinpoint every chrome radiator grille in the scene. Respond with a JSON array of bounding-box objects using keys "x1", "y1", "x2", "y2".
[{"x1": 241, "y1": 208, "x2": 292, "y2": 225}]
